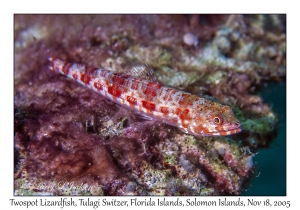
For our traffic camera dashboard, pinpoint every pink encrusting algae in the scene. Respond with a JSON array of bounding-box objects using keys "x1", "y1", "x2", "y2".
[{"x1": 49, "y1": 57, "x2": 241, "y2": 136}]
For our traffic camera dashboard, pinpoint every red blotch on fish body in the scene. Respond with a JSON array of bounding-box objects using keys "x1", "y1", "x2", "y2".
[
  {"x1": 175, "y1": 108, "x2": 182, "y2": 116},
  {"x1": 108, "y1": 84, "x2": 122, "y2": 98},
  {"x1": 159, "y1": 106, "x2": 169, "y2": 115},
  {"x1": 178, "y1": 93, "x2": 197, "y2": 106},
  {"x1": 143, "y1": 82, "x2": 162, "y2": 100},
  {"x1": 112, "y1": 74, "x2": 126, "y2": 86},
  {"x1": 94, "y1": 82, "x2": 103, "y2": 91},
  {"x1": 84, "y1": 67, "x2": 98, "y2": 84},
  {"x1": 194, "y1": 126, "x2": 209, "y2": 135},
  {"x1": 126, "y1": 95, "x2": 137, "y2": 105},
  {"x1": 62, "y1": 63, "x2": 72, "y2": 75},
  {"x1": 142, "y1": 100, "x2": 156, "y2": 111},
  {"x1": 81, "y1": 73, "x2": 91, "y2": 85},
  {"x1": 176, "y1": 108, "x2": 191, "y2": 127},
  {"x1": 180, "y1": 109, "x2": 190, "y2": 121}
]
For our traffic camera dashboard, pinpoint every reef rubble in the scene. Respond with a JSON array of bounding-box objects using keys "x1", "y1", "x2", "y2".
[{"x1": 14, "y1": 15, "x2": 285, "y2": 195}]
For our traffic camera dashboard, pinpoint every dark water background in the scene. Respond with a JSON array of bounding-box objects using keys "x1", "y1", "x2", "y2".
[{"x1": 242, "y1": 82, "x2": 286, "y2": 196}]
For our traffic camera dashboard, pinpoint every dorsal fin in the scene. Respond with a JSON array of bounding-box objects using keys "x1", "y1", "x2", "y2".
[
  {"x1": 128, "y1": 64, "x2": 157, "y2": 82},
  {"x1": 126, "y1": 58, "x2": 158, "y2": 82}
]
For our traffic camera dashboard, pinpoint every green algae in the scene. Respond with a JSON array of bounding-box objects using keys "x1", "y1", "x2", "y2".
[
  {"x1": 14, "y1": 178, "x2": 39, "y2": 196},
  {"x1": 164, "y1": 154, "x2": 176, "y2": 165},
  {"x1": 205, "y1": 71, "x2": 227, "y2": 85},
  {"x1": 200, "y1": 187, "x2": 215, "y2": 196},
  {"x1": 184, "y1": 135, "x2": 197, "y2": 146},
  {"x1": 232, "y1": 106, "x2": 277, "y2": 135},
  {"x1": 243, "y1": 116, "x2": 276, "y2": 134},
  {"x1": 137, "y1": 163, "x2": 172, "y2": 193},
  {"x1": 125, "y1": 45, "x2": 172, "y2": 67},
  {"x1": 158, "y1": 66, "x2": 201, "y2": 88}
]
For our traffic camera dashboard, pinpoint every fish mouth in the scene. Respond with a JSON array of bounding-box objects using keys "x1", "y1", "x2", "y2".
[{"x1": 205, "y1": 127, "x2": 242, "y2": 136}]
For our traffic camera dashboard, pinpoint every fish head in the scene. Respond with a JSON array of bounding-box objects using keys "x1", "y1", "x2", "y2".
[{"x1": 188, "y1": 103, "x2": 241, "y2": 136}]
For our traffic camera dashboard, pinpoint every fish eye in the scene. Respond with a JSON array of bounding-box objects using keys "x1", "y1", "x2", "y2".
[{"x1": 213, "y1": 116, "x2": 222, "y2": 125}]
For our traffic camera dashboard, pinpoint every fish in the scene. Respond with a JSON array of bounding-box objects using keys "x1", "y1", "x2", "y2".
[{"x1": 49, "y1": 57, "x2": 241, "y2": 136}]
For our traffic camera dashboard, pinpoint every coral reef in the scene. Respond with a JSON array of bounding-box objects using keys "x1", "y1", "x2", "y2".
[{"x1": 14, "y1": 15, "x2": 285, "y2": 195}]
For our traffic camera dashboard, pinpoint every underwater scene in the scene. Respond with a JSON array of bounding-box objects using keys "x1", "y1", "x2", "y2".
[{"x1": 14, "y1": 14, "x2": 286, "y2": 196}]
